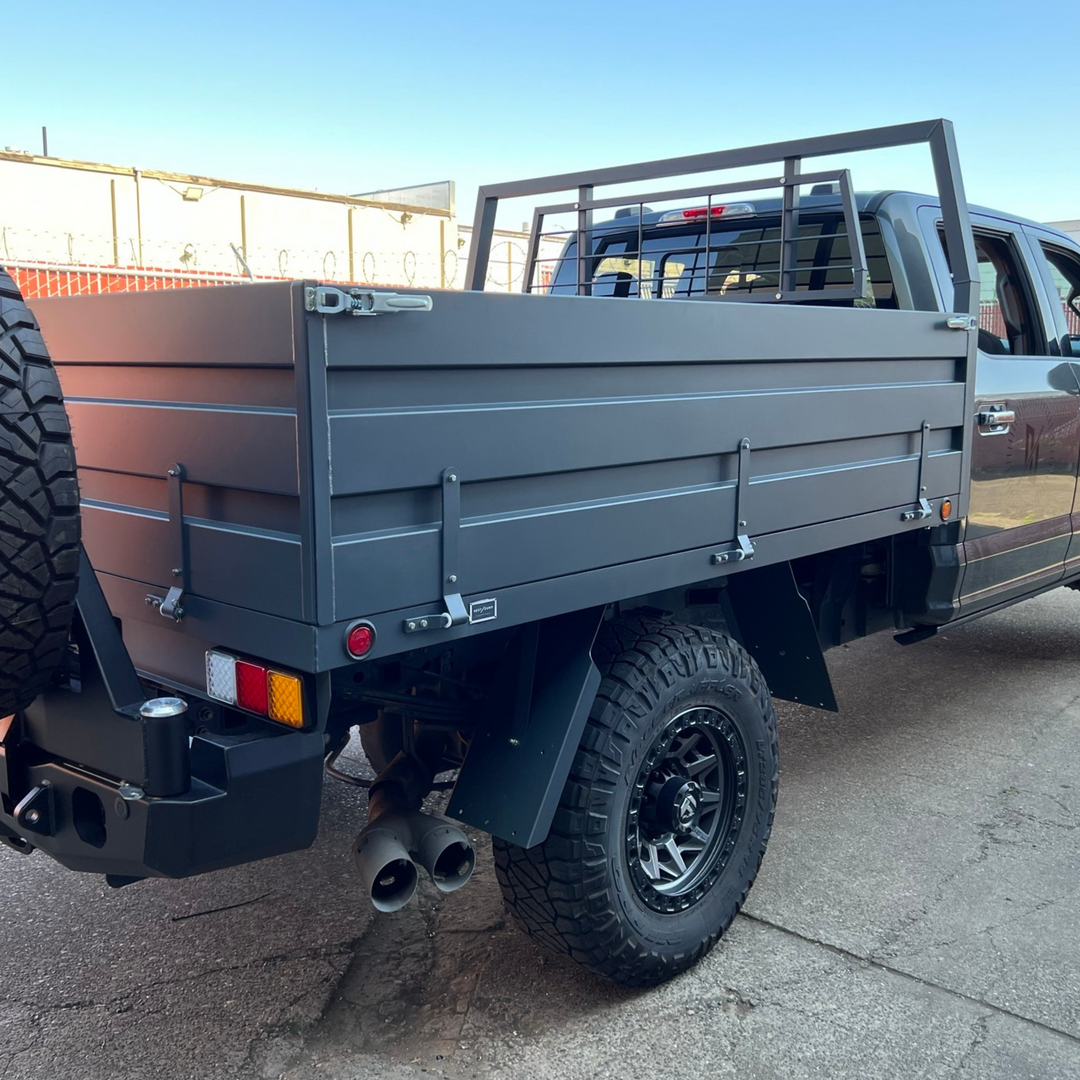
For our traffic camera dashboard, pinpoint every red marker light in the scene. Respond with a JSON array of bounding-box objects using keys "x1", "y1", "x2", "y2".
[
  {"x1": 345, "y1": 622, "x2": 376, "y2": 659},
  {"x1": 235, "y1": 660, "x2": 269, "y2": 714},
  {"x1": 657, "y1": 202, "x2": 755, "y2": 225}
]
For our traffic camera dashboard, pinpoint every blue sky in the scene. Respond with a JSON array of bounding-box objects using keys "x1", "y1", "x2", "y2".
[{"x1": 5, "y1": 0, "x2": 1078, "y2": 226}]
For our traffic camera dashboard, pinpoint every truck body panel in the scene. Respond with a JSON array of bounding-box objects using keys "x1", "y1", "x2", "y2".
[{"x1": 31, "y1": 285, "x2": 970, "y2": 697}]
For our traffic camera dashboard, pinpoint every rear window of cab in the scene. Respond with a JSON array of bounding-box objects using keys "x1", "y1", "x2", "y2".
[{"x1": 548, "y1": 211, "x2": 896, "y2": 307}]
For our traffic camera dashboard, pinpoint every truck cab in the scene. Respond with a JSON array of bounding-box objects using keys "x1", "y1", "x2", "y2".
[
  {"x1": 546, "y1": 191, "x2": 1080, "y2": 622},
  {"x1": 546, "y1": 189, "x2": 1080, "y2": 349}
]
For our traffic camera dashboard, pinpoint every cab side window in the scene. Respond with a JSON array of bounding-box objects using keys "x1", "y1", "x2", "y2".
[
  {"x1": 973, "y1": 233, "x2": 1042, "y2": 356},
  {"x1": 1040, "y1": 244, "x2": 1080, "y2": 357},
  {"x1": 938, "y1": 226, "x2": 1045, "y2": 355}
]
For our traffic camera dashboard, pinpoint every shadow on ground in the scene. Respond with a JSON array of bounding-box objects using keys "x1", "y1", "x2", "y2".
[{"x1": 6, "y1": 590, "x2": 1080, "y2": 1080}]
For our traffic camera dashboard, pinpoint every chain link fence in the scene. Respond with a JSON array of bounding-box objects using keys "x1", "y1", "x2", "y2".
[
  {"x1": 2, "y1": 219, "x2": 562, "y2": 300},
  {"x1": 0, "y1": 223, "x2": 476, "y2": 299}
]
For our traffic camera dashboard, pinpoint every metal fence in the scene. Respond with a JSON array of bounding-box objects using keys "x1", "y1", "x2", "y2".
[
  {"x1": 1, "y1": 221, "x2": 476, "y2": 298},
  {"x1": 3, "y1": 227, "x2": 550, "y2": 300},
  {"x1": 979, "y1": 299, "x2": 1080, "y2": 340},
  {"x1": 8, "y1": 260, "x2": 254, "y2": 299}
]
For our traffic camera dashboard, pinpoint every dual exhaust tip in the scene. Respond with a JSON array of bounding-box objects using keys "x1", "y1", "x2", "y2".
[{"x1": 353, "y1": 810, "x2": 475, "y2": 913}]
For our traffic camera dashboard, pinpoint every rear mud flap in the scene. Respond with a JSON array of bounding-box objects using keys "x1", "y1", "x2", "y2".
[{"x1": 447, "y1": 606, "x2": 604, "y2": 848}]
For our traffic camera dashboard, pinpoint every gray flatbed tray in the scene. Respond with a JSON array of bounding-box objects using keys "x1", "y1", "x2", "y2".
[{"x1": 33, "y1": 282, "x2": 969, "y2": 691}]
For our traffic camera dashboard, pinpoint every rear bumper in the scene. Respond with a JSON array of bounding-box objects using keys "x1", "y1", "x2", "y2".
[
  {"x1": 0, "y1": 546, "x2": 327, "y2": 881},
  {"x1": 0, "y1": 710, "x2": 325, "y2": 880},
  {"x1": 1, "y1": 721, "x2": 324, "y2": 879}
]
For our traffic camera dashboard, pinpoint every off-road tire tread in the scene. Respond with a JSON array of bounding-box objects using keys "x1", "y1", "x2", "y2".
[
  {"x1": 493, "y1": 614, "x2": 779, "y2": 987},
  {"x1": 0, "y1": 268, "x2": 79, "y2": 713}
]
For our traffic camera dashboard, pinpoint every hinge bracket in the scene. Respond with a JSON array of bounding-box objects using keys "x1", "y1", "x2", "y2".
[
  {"x1": 304, "y1": 286, "x2": 433, "y2": 316},
  {"x1": 900, "y1": 421, "x2": 933, "y2": 522},
  {"x1": 404, "y1": 468, "x2": 470, "y2": 633},
  {"x1": 713, "y1": 438, "x2": 755, "y2": 565}
]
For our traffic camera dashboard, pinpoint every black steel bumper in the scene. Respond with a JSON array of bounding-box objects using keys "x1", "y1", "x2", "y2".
[
  {"x1": 0, "y1": 720, "x2": 324, "y2": 879},
  {"x1": 0, "y1": 548, "x2": 325, "y2": 881}
]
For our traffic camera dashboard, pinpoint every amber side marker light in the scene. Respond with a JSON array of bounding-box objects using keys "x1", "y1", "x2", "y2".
[{"x1": 940, "y1": 499, "x2": 953, "y2": 521}]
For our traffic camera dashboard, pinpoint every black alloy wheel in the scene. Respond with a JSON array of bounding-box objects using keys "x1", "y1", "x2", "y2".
[{"x1": 628, "y1": 704, "x2": 748, "y2": 914}]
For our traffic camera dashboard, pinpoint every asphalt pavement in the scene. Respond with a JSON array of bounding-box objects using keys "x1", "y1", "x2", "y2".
[{"x1": 4, "y1": 588, "x2": 1080, "y2": 1079}]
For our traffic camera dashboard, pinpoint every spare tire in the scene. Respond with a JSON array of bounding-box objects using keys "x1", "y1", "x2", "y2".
[{"x1": 0, "y1": 269, "x2": 80, "y2": 713}]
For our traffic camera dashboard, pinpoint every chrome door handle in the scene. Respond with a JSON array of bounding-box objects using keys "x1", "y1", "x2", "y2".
[{"x1": 976, "y1": 406, "x2": 1016, "y2": 429}]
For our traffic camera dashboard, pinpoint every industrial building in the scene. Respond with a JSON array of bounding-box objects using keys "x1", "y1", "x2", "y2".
[{"x1": 0, "y1": 149, "x2": 553, "y2": 298}]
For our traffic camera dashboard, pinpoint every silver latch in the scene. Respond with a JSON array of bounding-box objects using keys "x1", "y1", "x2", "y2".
[
  {"x1": 303, "y1": 286, "x2": 433, "y2": 316},
  {"x1": 900, "y1": 420, "x2": 933, "y2": 522},
  {"x1": 403, "y1": 468, "x2": 470, "y2": 634},
  {"x1": 900, "y1": 499, "x2": 933, "y2": 523},
  {"x1": 713, "y1": 535, "x2": 755, "y2": 565},
  {"x1": 712, "y1": 438, "x2": 755, "y2": 566},
  {"x1": 946, "y1": 315, "x2": 978, "y2": 331},
  {"x1": 146, "y1": 586, "x2": 185, "y2": 621}
]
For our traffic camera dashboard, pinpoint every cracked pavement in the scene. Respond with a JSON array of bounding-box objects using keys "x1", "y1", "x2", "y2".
[{"x1": 5, "y1": 589, "x2": 1080, "y2": 1079}]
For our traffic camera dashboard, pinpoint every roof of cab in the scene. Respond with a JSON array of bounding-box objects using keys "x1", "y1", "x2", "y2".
[{"x1": 600, "y1": 191, "x2": 1077, "y2": 249}]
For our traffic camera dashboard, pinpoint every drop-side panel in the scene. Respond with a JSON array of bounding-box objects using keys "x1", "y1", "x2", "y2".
[
  {"x1": 321, "y1": 289, "x2": 970, "y2": 623},
  {"x1": 30, "y1": 282, "x2": 972, "y2": 659},
  {"x1": 32, "y1": 283, "x2": 313, "y2": 624}
]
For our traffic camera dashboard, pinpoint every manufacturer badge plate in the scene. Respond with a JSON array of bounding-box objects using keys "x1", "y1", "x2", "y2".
[{"x1": 468, "y1": 598, "x2": 497, "y2": 624}]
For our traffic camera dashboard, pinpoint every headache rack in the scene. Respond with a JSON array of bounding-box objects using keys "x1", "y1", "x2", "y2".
[{"x1": 465, "y1": 118, "x2": 979, "y2": 314}]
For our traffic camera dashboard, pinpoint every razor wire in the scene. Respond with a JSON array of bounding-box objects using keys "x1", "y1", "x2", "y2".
[{"x1": 0, "y1": 223, "x2": 558, "y2": 297}]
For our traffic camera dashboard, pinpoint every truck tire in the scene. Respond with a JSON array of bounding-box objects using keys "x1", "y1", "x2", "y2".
[
  {"x1": 493, "y1": 615, "x2": 779, "y2": 987},
  {"x1": 0, "y1": 269, "x2": 80, "y2": 713}
]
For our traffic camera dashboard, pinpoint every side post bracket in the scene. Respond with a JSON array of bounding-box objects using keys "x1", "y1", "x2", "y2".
[{"x1": 403, "y1": 467, "x2": 469, "y2": 633}]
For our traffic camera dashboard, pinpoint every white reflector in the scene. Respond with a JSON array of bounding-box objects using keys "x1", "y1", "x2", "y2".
[{"x1": 205, "y1": 650, "x2": 238, "y2": 705}]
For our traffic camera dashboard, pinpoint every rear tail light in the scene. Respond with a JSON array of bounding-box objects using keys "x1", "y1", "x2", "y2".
[
  {"x1": 205, "y1": 650, "x2": 239, "y2": 705},
  {"x1": 235, "y1": 660, "x2": 269, "y2": 714},
  {"x1": 206, "y1": 649, "x2": 306, "y2": 727},
  {"x1": 657, "y1": 202, "x2": 755, "y2": 224},
  {"x1": 267, "y1": 670, "x2": 304, "y2": 727}
]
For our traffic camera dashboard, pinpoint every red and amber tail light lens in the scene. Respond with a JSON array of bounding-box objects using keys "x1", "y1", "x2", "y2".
[{"x1": 205, "y1": 649, "x2": 305, "y2": 727}]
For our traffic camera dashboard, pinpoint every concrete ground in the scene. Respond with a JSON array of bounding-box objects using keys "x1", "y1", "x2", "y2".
[{"x1": 4, "y1": 589, "x2": 1080, "y2": 1080}]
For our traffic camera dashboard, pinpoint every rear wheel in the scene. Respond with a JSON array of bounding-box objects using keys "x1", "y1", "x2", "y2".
[
  {"x1": 493, "y1": 615, "x2": 779, "y2": 986},
  {"x1": 0, "y1": 269, "x2": 80, "y2": 713}
]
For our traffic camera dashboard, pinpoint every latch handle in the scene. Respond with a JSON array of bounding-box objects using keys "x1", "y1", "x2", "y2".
[
  {"x1": 145, "y1": 463, "x2": 188, "y2": 621},
  {"x1": 403, "y1": 468, "x2": 470, "y2": 634},
  {"x1": 710, "y1": 437, "x2": 755, "y2": 566},
  {"x1": 899, "y1": 421, "x2": 933, "y2": 522},
  {"x1": 304, "y1": 286, "x2": 433, "y2": 316}
]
